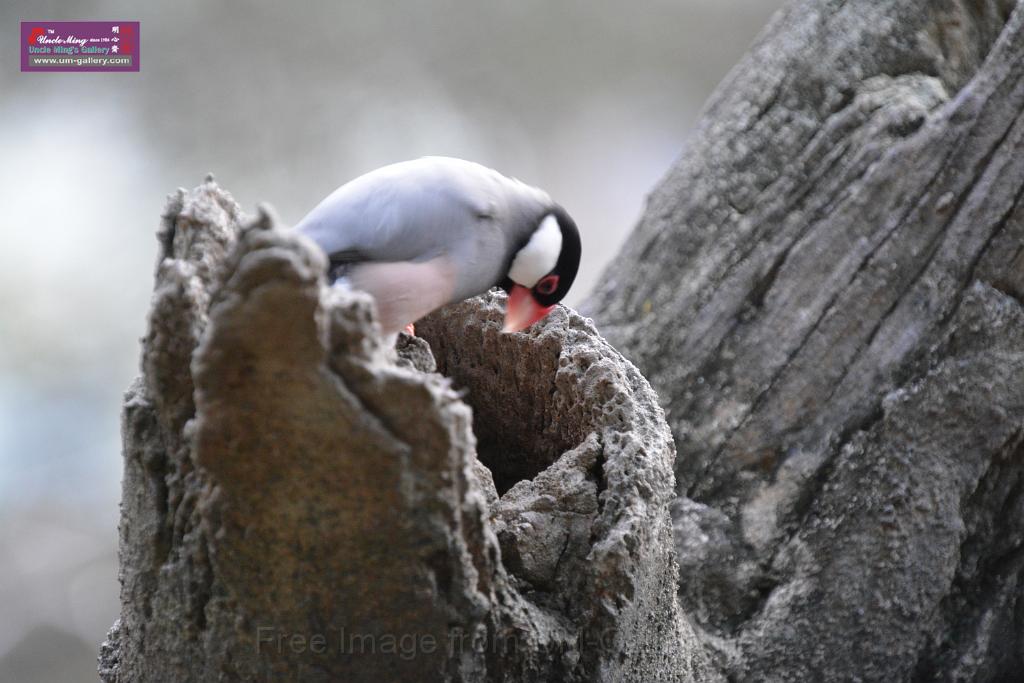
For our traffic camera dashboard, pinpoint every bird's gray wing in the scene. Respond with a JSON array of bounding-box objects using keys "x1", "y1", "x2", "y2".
[
  {"x1": 295, "y1": 157, "x2": 551, "y2": 297},
  {"x1": 296, "y1": 158, "x2": 491, "y2": 261}
]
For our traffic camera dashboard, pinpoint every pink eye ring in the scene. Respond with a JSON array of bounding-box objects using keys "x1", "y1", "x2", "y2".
[{"x1": 535, "y1": 275, "x2": 559, "y2": 295}]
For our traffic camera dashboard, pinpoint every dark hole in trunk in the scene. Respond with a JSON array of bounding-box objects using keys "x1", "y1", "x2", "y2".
[{"x1": 416, "y1": 310, "x2": 576, "y2": 495}]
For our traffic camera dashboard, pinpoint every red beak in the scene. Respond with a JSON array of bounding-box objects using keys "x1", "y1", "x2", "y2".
[{"x1": 503, "y1": 285, "x2": 554, "y2": 333}]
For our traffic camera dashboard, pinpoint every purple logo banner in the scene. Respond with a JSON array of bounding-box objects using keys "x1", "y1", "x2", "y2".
[{"x1": 21, "y1": 21, "x2": 139, "y2": 72}]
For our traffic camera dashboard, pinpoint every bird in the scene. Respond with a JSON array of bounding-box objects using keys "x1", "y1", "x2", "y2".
[{"x1": 294, "y1": 156, "x2": 581, "y2": 338}]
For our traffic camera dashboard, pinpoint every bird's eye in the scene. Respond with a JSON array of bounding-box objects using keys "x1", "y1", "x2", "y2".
[{"x1": 535, "y1": 275, "x2": 559, "y2": 295}]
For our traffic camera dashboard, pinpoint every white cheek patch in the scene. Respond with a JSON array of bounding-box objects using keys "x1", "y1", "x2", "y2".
[{"x1": 509, "y1": 214, "x2": 562, "y2": 287}]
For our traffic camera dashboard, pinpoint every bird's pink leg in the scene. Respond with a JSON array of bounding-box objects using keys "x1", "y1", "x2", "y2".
[{"x1": 404, "y1": 323, "x2": 416, "y2": 336}]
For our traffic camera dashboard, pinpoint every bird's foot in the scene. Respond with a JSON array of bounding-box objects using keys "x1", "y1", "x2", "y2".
[{"x1": 404, "y1": 323, "x2": 416, "y2": 336}]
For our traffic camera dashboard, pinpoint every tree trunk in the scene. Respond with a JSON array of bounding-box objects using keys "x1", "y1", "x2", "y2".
[{"x1": 582, "y1": 0, "x2": 1024, "y2": 679}]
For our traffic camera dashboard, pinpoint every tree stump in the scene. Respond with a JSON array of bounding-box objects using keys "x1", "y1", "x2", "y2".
[{"x1": 99, "y1": 179, "x2": 714, "y2": 682}]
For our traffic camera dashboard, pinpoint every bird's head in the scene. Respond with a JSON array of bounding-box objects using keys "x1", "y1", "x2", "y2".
[{"x1": 501, "y1": 206, "x2": 581, "y2": 333}]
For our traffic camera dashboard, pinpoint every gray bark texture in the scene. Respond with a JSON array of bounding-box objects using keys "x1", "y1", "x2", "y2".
[
  {"x1": 582, "y1": 0, "x2": 1024, "y2": 680},
  {"x1": 98, "y1": 180, "x2": 716, "y2": 682}
]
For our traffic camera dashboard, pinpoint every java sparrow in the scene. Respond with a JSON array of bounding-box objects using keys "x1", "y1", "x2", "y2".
[{"x1": 295, "y1": 156, "x2": 581, "y2": 336}]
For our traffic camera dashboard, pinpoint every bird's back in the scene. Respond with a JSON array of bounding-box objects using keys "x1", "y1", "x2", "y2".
[{"x1": 296, "y1": 157, "x2": 552, "y2": 289}]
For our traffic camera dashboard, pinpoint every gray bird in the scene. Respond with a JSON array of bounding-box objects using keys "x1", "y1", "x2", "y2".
[{"x1": 295, "y1": 157, "x2": 581, "y2": 336}]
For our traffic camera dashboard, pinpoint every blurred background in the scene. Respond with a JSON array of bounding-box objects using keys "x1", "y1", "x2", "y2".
[{"x1": 0, "y1": 0, "x2": 782, "y2": 679}]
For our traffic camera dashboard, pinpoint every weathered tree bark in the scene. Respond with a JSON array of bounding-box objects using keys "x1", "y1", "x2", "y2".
[
  {"x1": 582, "y1": 0, "x2": 1024, "y2": 680},
  {"x1": 98, "y1": 180, "x2": 716, "y2": 682}
]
